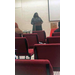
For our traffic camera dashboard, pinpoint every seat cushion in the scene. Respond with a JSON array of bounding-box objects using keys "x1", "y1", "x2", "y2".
[{"x1": 28, "y1": 49, "x2": 34, "y2": 56}]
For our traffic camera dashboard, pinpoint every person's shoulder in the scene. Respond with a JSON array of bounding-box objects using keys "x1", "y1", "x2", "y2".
[
  {"x1": 38, "y1": 17, "x2": 43, "y2": 22},
  {"x1": 54, "y1": 28, "x2": 60, "y2": 32},
  {"x1": 31, "y1": 17, "x2": 34, "y2": 20},
  {"x1": 54, "y1": 30, "x2": 57, "y2": 32},
  {"x1": 39, "y1": 17, "x2": 42, "y2": 19}
]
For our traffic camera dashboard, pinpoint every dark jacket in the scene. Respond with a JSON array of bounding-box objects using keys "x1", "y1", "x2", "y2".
[
  {"x1": 54, "y1": 28, "x2": 60, "y2": 32},
  {"x1": 52, "y1": 28, "x2": 60, "y2": 36},
  {"x1": 31, "y1": 17, "x2": 43, "y2": 31}
]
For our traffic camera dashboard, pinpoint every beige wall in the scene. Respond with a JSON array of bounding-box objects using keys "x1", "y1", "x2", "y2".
[{"x1": 15, "y1": 0, "x2": 58, "y2": 37}]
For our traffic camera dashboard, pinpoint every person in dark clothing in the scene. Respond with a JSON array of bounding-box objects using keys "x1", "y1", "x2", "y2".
[
  {"x1": 31, "y1": 12, "x2": 43, "y2": 31},
  {"x1": 54, "y1": 21, "x2": 60, "y2": 32}
]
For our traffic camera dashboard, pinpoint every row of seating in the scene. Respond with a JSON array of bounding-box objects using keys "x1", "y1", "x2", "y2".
[
  {"x1": 15, "y1": 31, "x2": 60, "y2": 43},
  {"x1": 15, "y1": 31, "x2": 60, "y2": 49},
  {"x1": 15, "y1": 31, "x2": 60, "y2": 75},
  {"x1": 15, "y1": 37, "x2": 60, "y2": 71}
]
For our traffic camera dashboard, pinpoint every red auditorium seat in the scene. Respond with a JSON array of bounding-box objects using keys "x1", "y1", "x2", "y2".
[
  {"x1": 32, "y1": 30, "x2": 46, "y2": 43},
  {"x1": 47, "y1": 36, "x2": 60, "y2": 43},
  {"x1": 34, "y1": 44, "x2": 60, "y2": 71},
  {"x1": 23, "y1": 33, "x2": 39, "y2": 48},
  {"x1": 15, "y1": 59, "x2": 53, "y2": 75},
  {"x1": 15, "y1": 32, "x2": 21, "y2": 37},
  {"x1": 52, "y1": 32, "x2": 60, "y2": 36},
  {"x1": 15, "y1": 37, "x2": 34, "y2": 59}
]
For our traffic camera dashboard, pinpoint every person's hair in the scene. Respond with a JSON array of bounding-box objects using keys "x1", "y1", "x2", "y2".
[
  {"x1": 58, "y1": 21, "x2": 60, "y2": 28},
  {"x1": 15, "y1": 22, "x2": 18, "y2": 28},
  {"x1": 33, "y1": 12, "x2": 39, "y2": 18}
]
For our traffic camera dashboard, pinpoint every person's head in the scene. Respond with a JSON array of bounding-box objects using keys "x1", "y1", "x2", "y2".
[
  {"x1": 33, "y1": 12, "x2": 39, "y2": 18},
  {"x1": 58, "y1": 21, "x2": 60, "y2": 28},
  {"x1": 15, "y1": 22, "x2": 18, "y2": 28}
]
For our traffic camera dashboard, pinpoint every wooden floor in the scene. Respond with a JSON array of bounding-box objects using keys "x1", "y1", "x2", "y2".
[{"x1": 16, "y1": 55, "x2": 60, "y2": 75}]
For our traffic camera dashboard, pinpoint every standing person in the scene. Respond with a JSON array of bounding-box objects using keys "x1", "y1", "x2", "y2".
[{"x1": 31, "y1": 12, "x2": 43, "y2": 31}]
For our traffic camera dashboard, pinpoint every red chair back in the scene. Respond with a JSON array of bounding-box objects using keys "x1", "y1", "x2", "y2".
[
  {"x1": 32, "y1": 31, "x2": 46, "y2": 43},
  {"x1": 52, "y1": 32, "x2": 60, "y2": 36},
  {"x1": 15, "y1": 59, "x2": 53, "y2": 75},
  {"x1": 23, "y1": 33, "x2": 39, "y2": 48},
  {"x1": 15, "y1": 37, "x2": 29, "y2": 56},
  {"x1": 47, "y1": 36, "x2": 60, "y2": 43},
  {"x1": 34, "y1": 44, "x2": 60, "y2": 71}
]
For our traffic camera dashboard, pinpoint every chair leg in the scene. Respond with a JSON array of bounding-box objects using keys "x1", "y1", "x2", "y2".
[
  {"x1": 18, "y1": 56, "x2": 20, "y2": 59},
  {"x1": 29, "y1": 56, "x2": 31, "y2": 59},
  {"x1": 25, "y1": 56, "x2": 26, "y2": 59}
]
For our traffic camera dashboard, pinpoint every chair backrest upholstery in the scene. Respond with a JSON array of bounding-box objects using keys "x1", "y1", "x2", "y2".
[
  {"x1": 52, "y1": 32, "x2": 60, "y2": 36},
  {"x1": 32, "y1": 31, "x2": 46, "y2": 43},
  {"x1": 15, "y1": 59, "x2": 53, "y2": 75},
  {"x1": 23, "y1": 33, "x2": 39, "y2": 48},
  {"x1": 34, "y1": 44, "x2": 60, "y2": 71},
  {"x1": 15, "y1": 37, "x2": 28, "y2": 56},
  {"x1": 47, "y1": 36, "x2": 60, "y2": 43}
]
